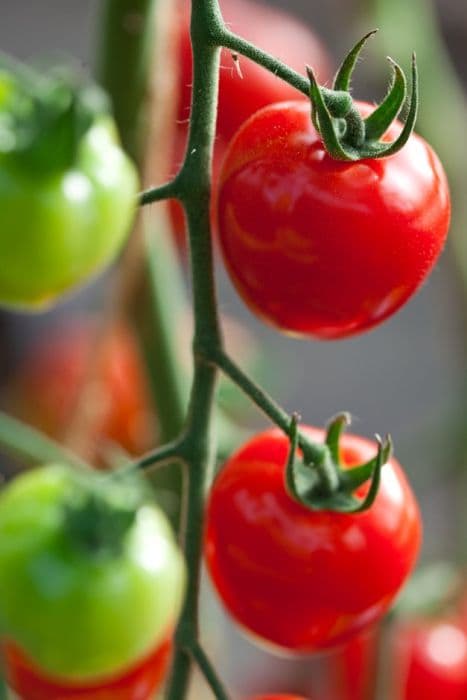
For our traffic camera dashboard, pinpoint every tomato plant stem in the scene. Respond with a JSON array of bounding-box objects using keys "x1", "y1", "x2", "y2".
[
  {"x1": 217, "y1": 27, "x2": 309, "y2": 96},
  {"x1": 190, "y1": 641, "x2": 231, "y2": 700},
  {"x1": 0, "y1": 412, "x2": 89, "y2": 471},
  {"x1": 213, "y1": 350, "x2": 329, "y2": 466},
  {"x1": 133, "y1": 439, "x2": 187, "y2": 471},
  {"x1": 97, "y1": 0, "x2": 159, "y2": 163},
  {"x1": 164, "y1": 0, "x2": 225, "y2": 694}
]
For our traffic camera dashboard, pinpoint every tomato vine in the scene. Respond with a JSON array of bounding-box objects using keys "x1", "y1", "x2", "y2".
[{"x1": 92, "y1": 0, "x2": 431, "y2": 695}]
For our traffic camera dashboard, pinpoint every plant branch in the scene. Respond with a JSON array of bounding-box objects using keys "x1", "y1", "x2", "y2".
[
  {"x1": 97, "y1": 0, "x2": 159, "y2": 162},
  {"x1": 0, "y1": 412, "x2": 89, "y2": 472},
  {"x1": 216, "y1": 28, "x2": 309, "y2": 96},
  {"x1": 190, "y1": 641, "x2": 231, "y2": 700},
  {"x1": 164, "y1": 0, "x2": 225, "y2": 695},
  {"x1": 139, "y1": 178, "x2": 179, "y2": 205},
  {"x1": 213, "y1": 350, "x2": 327, "y2": 464},
  {"x1": 132, "y1": 439, "x2": 188, "y2": 471}
]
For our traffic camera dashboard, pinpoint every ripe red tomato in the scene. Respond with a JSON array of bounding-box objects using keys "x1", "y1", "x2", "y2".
[
  {"x1": 3, "y1": 636, "x2": 172, "y2": 700},
  {"x1": 8, "y1": 319, "x2": 154, "y2": 459},
  {"x1": 217, "y1": 101, "x2": 450, "y2": 339},
  {"x1": 391, "y1": 619, "x2": 467, "y2": 700},
  {"x1": 249, "y1": 696, "x2": 308, "y2": 700},
  {"x1": 177, "y1": 0, "x2": 330, "y2": 141},
  {"x1": 205, "y1": 426, "x2": 421, "y2": 653}
]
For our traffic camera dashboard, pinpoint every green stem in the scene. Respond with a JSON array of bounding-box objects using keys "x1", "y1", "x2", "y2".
[
  {"x1": 165, "y1": 0, "x2": 224, "y2": 695},
  {"x1": 168, "y1": 363, "x2": 219, "y2": 699},
  {"x1": 190, "y1": 641, "x2": 230, "y2": 700},
  {"x1": 214, "y1": 350, "x2": 328, "y2": 465},
  {"x1": 217, "y1": 28, "x2": 309, "y2": 96},
  {"x1": 141, "y1": 220, "x2": 189, "y2": 442},
  {"x1": 139, "y1": 179, "x2": 179, "y2": 205},
  {"x1": 133, "y1": 438, "x2": 187, "y2": 471},
  {"x1": 0, "y1": 412, "x2": 89, "y2": 471},
  {"x1": 97, "y1": 0, "x2": 158, "y2": 162},
  {"x1": 96, "y1": 0, "x2": 189, "y2": 532}
]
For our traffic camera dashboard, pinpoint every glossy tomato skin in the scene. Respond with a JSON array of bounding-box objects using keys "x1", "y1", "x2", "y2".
[
  {"x1": 177, "y1": 0, "x2": 330, "y2": 141},
  {"x1": 0, "y1": 118, "x2": 138, "y2": 310},
  {"x1": 205, "y1": 427, "x2": 421, "y2": 653},
  {"x1": 3, "y1": 636, "x2": 172, "y2": 700},
  {"x1": 249, "y1": 695, "x2": 308, "y2": 700},
  {"x1": 0, "y1": 465, "x2": 185, "y2": 682},
  {"x1": 391, "y1": 619, "x2": 467, "y2": 700},
  {"x1": 9, "y1": 318, "x2": 154, "y2": 458},
  {"x1": 217, "y1": 101, "x2": 450, "y2": 339}
]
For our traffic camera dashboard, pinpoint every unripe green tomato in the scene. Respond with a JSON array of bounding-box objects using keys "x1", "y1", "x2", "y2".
[
  {"x1": 0, "y1": 118, "x2": 138, "y2": 310},
  {"x1": 0, "y1": 464, "x2": 185, "y2": 682}
]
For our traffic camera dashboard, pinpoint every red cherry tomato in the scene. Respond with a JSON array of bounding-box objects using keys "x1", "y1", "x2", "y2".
[
  {"x1": 9, "y1": 319, "x2": 154, "y2": 459},
  {"x1": 391, "y1": 619, "x2": 467, "y2": 700},
  {"x1": 177, "y1": 0, "x2": 330, "y2": 141},
  {"x1": 249, "y1": 696, "x2": 308, "y2": 700},
  {"x1": 217, "y1": 101, "x2": 450, "y2": 339},
  {"x1": 205, "y1": 426, "x2": 421, "y2": 653},
  {"x1": 3, "y1": 637, "x2": 171, "y2": 700}
]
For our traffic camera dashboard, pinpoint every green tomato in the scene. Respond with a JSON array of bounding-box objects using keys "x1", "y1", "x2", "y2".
[
  {"x1": 0, "y1": 464, "x2": 185, "y2": 682},
  {"x1": 0, "y1": 66, "x2": 139, "y2": 310}
]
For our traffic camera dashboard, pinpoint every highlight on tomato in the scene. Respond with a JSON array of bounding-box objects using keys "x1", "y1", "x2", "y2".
[
  {"x1": 0, "y1": 62, "x2": 138, "y2": 310},
  {"x1": 0, "y1": 464, "x2": 185, "y2": 696},
  {"x1": 7, "y1": 318, "x2": 154, "y2": 460},
  {"x1": 204, "y1": 425, "x2": 421, "y2": 653},
  {"x1": 391, "y1": 618, "x2": 467, "y2": 700},
  {"x1": 216, "y1": 36, "x2": 450, "y2": 339}
]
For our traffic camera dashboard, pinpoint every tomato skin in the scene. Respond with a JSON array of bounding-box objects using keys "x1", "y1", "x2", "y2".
[
  {"x1": 391, "y1": 619, "x2": 467, "y2": 700},
  {"x1": 3, "y1": 636, "x2": 171, "y2": 700},
  {"x1": 0, "y1": 465, "x2": 185, "y2": 682},
  {"x1": 249, "y1": 696, "x2": 308, "y2": 700},
  {"x1": 9, "y1": 319, "x2": 154, "y2": 458},
  {"x1": 205, "y1": 427, "x2": 421, "y2": 653},
  {"x1": 177, "y1": 0, "x2": 330, "y2": 141},
  {"x1": 0, "y1": 118, "x2": 138, "y2": 310},
  {"x1": 217, "y1": 101, "x2": 450, "y2": 339}
]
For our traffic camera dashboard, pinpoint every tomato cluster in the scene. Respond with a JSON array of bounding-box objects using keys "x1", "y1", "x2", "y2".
[{"x1": 0, "y1": 0, "x2": 454, "y2": 696}]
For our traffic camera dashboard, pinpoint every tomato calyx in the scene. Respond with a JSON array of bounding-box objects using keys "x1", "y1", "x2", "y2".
[
  {"x1": 0, "y1": 55, "x2": 109, "y2": 171},
  {"x1": 62, "y1": 469, "x2": 144, "y2": 557},
  {"x1": 307, "y1": 30, "x2": 418, "y2": 161},
  {"x1": 285, "y1": 413, "x2": 392, "y2": 512}
]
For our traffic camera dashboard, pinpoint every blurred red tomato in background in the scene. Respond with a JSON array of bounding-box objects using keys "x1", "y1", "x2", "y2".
[{"x1": 7, "y1": 318, "x2": 155, "y2": 461}]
